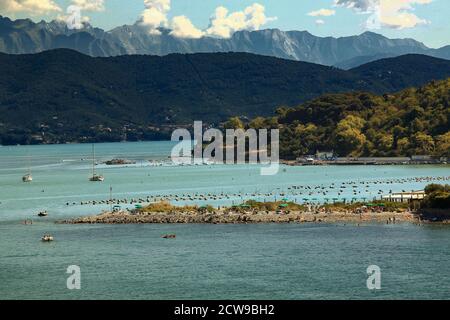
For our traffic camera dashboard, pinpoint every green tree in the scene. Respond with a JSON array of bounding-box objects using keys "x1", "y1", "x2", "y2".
[
  {"x1": 397, "y1": 137, "x2": 410, "y2": 155},
  {"x1": 410, "y1": 118, "x2": 425, "y2": 133},
  {"x1": 248, "y1": 117, "x2": 266, "y2": 129},
  {"x1": 334, "y1": 115, "x2": 367, "y2": 156},
  {"x1": 435, "y1": 132, "x2": 450, "y2": 157},
  {"x1": 224, "y1": 117, "x2": 244, "y2": 130},
  {"x1": 411, "y1": 133, "x2": 435, "y2": 154},
  {"x1": 375, "y1": 133, "x2": 394, "y2": 153}
]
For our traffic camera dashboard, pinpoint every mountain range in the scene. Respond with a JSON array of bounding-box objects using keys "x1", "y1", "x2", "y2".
[
  {"x1": 1, "y1": 49, "x2": 450, "y2": 145},
  {"x1": 1, "y1": 15, "x2": 449, "y2": 69}
]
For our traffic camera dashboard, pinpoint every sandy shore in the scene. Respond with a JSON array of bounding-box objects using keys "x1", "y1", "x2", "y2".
[{"x1": 59, "y1": 210, "x2": 420, "y2": 225}]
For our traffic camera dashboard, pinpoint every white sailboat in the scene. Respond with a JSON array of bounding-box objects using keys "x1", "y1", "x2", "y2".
[
  {"x1": 89, "y1": 144, "x2": 104, "y2": 182},
  {"x1": 22, "y1": 153, "x2": 32, "y2": 182}
]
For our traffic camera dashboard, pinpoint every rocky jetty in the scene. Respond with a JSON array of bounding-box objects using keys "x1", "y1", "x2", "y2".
[
  {"x1": 104, "y1": 159, "x2": 136, "y2": 165},
  {"x1": 59, "y1": 210, "x2": 418, "y2": 225}
]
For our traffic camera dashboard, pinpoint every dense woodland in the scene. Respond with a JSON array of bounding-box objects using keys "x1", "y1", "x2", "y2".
[
  {"x1": 226, "y1": 78, "x2": 450, "y2": 159},
  {"x1": 422, "y1": 184, "x2": 450, "y2": 210},
  {"x1": 1, "y1": 50, "x2": 450, "y2": 145}
]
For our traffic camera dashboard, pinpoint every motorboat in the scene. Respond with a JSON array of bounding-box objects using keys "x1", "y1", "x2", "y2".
[{"x1": 22, "y1": 173, "x2": 33, "y2": 182}]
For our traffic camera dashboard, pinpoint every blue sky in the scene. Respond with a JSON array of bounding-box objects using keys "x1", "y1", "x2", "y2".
[{"x1": 1, "y1": 0, "x2": 449, "y2": 48}]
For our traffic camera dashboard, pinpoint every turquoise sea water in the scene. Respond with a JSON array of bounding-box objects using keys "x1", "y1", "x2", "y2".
[{"x1": 0, "y1": 142, "x2": 449, "y2": 300}]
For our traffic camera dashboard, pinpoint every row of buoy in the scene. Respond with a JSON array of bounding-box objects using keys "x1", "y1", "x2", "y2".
[{"x1": 63, "y1": 175, "x2": 449, "y2": 208}]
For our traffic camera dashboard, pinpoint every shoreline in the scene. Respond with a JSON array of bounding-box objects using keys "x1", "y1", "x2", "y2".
[{"x1": 280, "y1": 160, "x2": 449, "y2": 166}]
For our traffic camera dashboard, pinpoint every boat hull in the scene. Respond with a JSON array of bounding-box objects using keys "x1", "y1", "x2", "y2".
[{"x1": 90, "y1": 175, "x2": 105, "y2": 182}]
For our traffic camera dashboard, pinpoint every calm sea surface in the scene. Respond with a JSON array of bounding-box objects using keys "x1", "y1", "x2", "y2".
[{"x1": 0, "y1": 142, "x2": 449, "y2": 299}]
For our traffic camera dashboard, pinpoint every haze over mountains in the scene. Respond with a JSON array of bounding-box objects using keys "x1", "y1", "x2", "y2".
[
  {"x1": 1, "y1": 49, "x2": 450, "y2": 145},
  {"x1": 1, "y1": 15, "x2": 449, "y2": 69}
]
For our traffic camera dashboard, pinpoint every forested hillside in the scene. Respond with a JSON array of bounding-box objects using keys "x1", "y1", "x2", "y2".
[
  {"x1": 1, "y1": 50, "x2": 450, "y2": 145},
  {"x1": 232, "y1": 78, "x2": 450, "y2": 158}
]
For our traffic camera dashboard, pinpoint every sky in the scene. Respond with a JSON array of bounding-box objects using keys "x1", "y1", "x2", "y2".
[{"x1": 0, "y1": 0, "x2": 448, "y2": 48}]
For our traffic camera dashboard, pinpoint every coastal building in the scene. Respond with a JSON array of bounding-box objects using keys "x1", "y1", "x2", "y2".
[
  {"x1": 315, "y1": 151, "x2": 335, "y2": 161},
  {"x1": 293, "y1": 155, "x2": 446, "y2": 165},
  {"x1": 335, "y1": 157, "x2": 410, "y2": 164},
  {"x1": 296, "y1": 156, "x2": 316, "y2": 163},
  {"x1": 411, "y1": 155, "x2": 433, "y2": 161},
  {"x1": 382, "y1": 191, "x2": 426, "y2": 203},
  {"x1": 338, "y1": 156, "x2": 445, "y2": 165}
]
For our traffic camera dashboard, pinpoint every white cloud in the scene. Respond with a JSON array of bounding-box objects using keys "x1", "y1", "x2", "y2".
[
  {"x1": 170, "y1": 15, "x2": 204, "y2": 39},
  {"x1": 71, "y1": 0, "x2": 105, "y2": 12},
  {"x1": 308, "y1": 9, "x2": 336, "y2": 17},
  {"x1": 139, "y1": 1, "x2": 276, "y2": 39},
  {"x1": 58, "y1": 1, "x2": 105, "y2": 30},
  {"x1": 335, "y1": 0, "x2": 432, "y2": 29},
  {"x1": 315, "y1": 19, "x2": 326, "y2": 25},
  {"x1": 140, "y1": 0, "x2": 171, "y2": 35},
  {"x1": 0, "y1": 0, "x2": 62, "y2": 14},
  {"x1": 206, "y1": 3, "x2": 277, "y2": 38}
]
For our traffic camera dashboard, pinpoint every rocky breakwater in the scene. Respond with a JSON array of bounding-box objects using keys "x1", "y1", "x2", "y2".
[{"x1": 59, "y1": 210, "x2": 418, "y2": 225}]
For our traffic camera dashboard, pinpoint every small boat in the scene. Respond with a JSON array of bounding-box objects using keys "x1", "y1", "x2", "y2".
[
  {"x1": 38, "y1": 211, "x2": 48, "y2": 217},
  {"x1": 89, "y1": 174, "x2": 105, "y2": 182},
  {"x1": 41, "y1": 234, "x2": 54, "y2": 242},
  {"x1": 162, "y1": 234, "x2": 176, "y2": 239},
  {"x1": 22, "y1": 152, "x2": 33, "y2": 182}
]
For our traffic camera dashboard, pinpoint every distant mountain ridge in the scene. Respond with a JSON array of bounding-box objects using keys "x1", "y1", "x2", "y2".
[
  {"x1": 1, "y1": 50, "x2": 450, "y2": 145},
  {"x1": 0, "y1": 15, "x2": 449, "y2": 68}
]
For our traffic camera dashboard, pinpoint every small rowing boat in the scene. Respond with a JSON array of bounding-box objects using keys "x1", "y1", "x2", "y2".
[
  {"x1": 41, "y1": 234, "x2": 54, "y2": 242},
  {"x1": 38, "y1": 211, "x2": 48, "y2": 217}
]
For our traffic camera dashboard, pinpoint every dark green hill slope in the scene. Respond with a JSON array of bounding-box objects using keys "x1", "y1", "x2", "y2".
[{"x1": 1, "y1": 50, "x2": 450, "y2": 145}]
